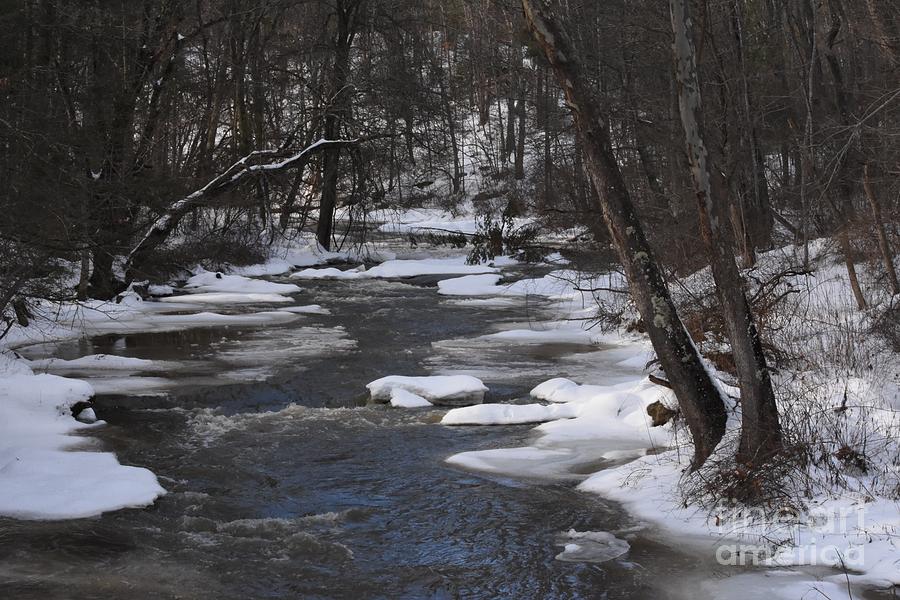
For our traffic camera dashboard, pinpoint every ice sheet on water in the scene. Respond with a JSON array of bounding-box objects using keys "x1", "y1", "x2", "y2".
[
  {"x1": 26, "y1": 354, "x2": 178, "y2": 373},
  {"x1": 159, "y1": 292, "x2": 293, "y2": 304},
  {"x1": 185, "y1": 269, "x2": 301, "y2": 295},
  {"x1": 86, "y1": 376, "x2": 176, "y2": 396},
  {"x1": 554, "y1": 530, "x2": 630, "y2": 563}
]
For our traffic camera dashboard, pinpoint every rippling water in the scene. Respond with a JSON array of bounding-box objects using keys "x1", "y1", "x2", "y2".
[{"x1": 4, "y1": 272, "x2": 740, "y2": 599}]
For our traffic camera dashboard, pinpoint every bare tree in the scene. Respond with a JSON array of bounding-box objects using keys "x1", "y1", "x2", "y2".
[{"x1": 670, "y1": 0, "x2": 782, "y2": 465}]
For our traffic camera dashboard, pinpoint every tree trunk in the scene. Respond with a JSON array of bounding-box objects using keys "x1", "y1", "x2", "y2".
[
  {"x1": 542, "y1": 70, "x2": 552, "y2": 206},
  {"x1": 513, "y1": 38, "x2": 526, "y2": 180},
  {"x1": 439, "y1": 75, "x2": 462, "y2": 194},
  {"x1": 730, "y1": 0, "x2": 773, "y2": 255},
  {"x1": 521, "y1": 0, "x2": 727, "y2": 468},
  {"x1": 821, "y1": 2, "x2": 867, "y2": 310},
  {"x1": 317, "y1": 0, "x2": 359, "y2": 249},
  {"x1": 865, "y1": 0, "x2": 899, "y2": 64},
  {"x1": 77, "y1": 248, "x2": 90, "y2": 301},
  {"x1": 863, "y1": 162, "x2": 900, "y2": 295},
  {"x1": 88, "y1": 247, "x2": 120, "y2": 300},
  {"x1": 514, "y1": 96, "x2": 526, "y2": 180},
  {"x1": 317, "y1": 133, "x2": 342, "y2": 249},
  {"x1": 670, "y1": 0, "x2": 782, "y2": 465},
  {"x1": 504, "y1": 94, "x2": 516, "y2": 161}
]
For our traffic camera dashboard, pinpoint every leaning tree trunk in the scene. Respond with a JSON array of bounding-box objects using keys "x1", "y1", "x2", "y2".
[
  {"x1": 521, "y1": 0, "x2": 727, "y2": 468},
  {"x1": 670, "y1": 0, "x2": 782, "y2": 465},
  {"x1": 126, "y1": 139, "x2": 358, "y2": 284}
]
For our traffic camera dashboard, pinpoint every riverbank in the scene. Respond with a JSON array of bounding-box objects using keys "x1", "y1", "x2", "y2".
[{"x1": 435, "y1": 240, "x2": 900, "y2": 599}]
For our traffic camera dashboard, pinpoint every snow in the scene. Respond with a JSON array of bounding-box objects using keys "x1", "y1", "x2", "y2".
[
  {"x1": 158, "y1": 292, "x2": 293, "y2": 304},
  {"x1": 437, "y1": 270, "x2": 625, "y2": 328},
  {"x1": 0, "y1": 448, "x2": 165, "y2": 520},
  {"x1": 0, "y1": 243, "x2": 367, "y2": 521},
  {"x1": 480, "y1": 327, "x2": 598, "y2": 345},
  {"x1": 445, "y1": 372, "x2": 671, "y2": 476},
  {"x1": 445, "y1": 444, "x2": 636, "y2": 479},
  {"x1": 184, "y1": 269, "x2": 301, "y2": 295},
  {"x1": 229, "y1": 257, "x2": 295, "y2": 276},
  {"x1": 531, "y1": 377, "x2": 585, "y2": 402},
  {"x1": 375, "y1": 206, "x2": 482, "y2": 235},
  {"x1": 290, "y1": 266, "x2": 365, "y2": 280},
  {"x1": 0, "y1": 352, "x2": 165, "y2": 520},
  {"x1": 375, "y1": 205, "x2": 534, "y2": 236},
  {"x1": 148, "y1": 283, "x2": 174, "y2": 296},
  {"x1": 437, "y1": 274, "x2": 503, "y2": 296},
  {"x1": 0, "y1": 278, "x2": 304, "y2": 349},
  {"x1": 3, "y1": 227, "x2": 897, "y2": 598},
  {"x1": 367, "y1": 375, "x2": 487, "y2": 405},
  {"x1": 577, "y1": 450, "x2": 900, "y2": 590},
  {"x1": 389, "y1": 388, "x2": 433, "y2": 408},
  {"x1": 76, "y1": 407, "x2": 97, "y2": 423},
  {"x1": 365, "y1": 257, "x2": 496, "y2": 278},
  {"x1": 442, "y1": 402, "x2": 577, "y2": 425},
  {"x1": 290, "y1": 256, "x2": 498, "y2": 280}
]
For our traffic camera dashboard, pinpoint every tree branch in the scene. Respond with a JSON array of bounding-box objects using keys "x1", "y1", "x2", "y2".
[{"x1": 124, "y1": 138, "x2": 360, "y2": 282}]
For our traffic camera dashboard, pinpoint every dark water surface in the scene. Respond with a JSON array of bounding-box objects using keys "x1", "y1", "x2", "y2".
[{"x1": 2, "y1": 273, "x2": 731, "y2": 599}]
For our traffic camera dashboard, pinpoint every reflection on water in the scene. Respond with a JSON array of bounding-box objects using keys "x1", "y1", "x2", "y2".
[{"x1": 5, "y1": 274, "x2": 741, "y2": 599}]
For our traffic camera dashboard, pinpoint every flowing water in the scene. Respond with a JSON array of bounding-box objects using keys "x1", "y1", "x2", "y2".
[{"x1": 2, "y1": 271, "x2": 766, "y2": 599}]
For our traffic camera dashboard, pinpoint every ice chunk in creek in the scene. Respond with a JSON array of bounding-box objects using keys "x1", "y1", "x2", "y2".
[
  {"x1": 554, "y1": 530, "x2": 630, "y2": 563},
  {"x1": 389, "y1": 388, "x2": 433, "y2": 408},
  {"x1": 367, "y1": 375, "x2": 487, "y2": 406}
]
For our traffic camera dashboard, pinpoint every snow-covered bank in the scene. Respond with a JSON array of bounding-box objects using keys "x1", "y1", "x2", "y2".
[
  {"x1": 438, "y1": 240, "x2": 900, "y2": 597},
  {"x1": 0, "y1": 352, "x2": 165, "y2": 519}
]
